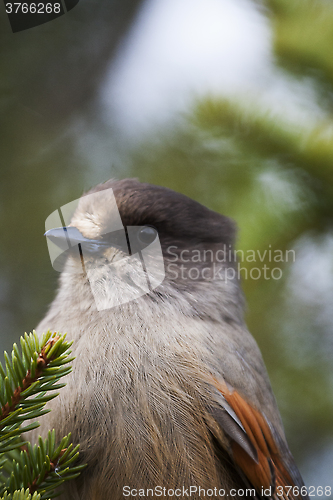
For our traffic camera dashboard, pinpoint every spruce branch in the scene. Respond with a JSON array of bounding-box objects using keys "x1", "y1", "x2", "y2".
[
  {"x1": 0, "y1": 331, "x2": 74, "y2": 453},
  {"x1": 0, "y1": 488, "x2": 40, "y2": 500},
  {"x1": 0, "y1": 431, "x2": 85, "y2": 499},
  {"x1": 0, "y1": 332, "x2": 85, "y2": 499}
]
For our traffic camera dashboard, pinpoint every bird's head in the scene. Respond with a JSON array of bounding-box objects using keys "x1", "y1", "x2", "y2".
[{"x1": 45, "y1": 179, "x2": 239, "y2": 312}]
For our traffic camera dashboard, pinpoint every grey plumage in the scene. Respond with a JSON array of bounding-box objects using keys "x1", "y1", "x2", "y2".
[{"x1": 34, "y1": 179, "x2": 307, "y2": 500}]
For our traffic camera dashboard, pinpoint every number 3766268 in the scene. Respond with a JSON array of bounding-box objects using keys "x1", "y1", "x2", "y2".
[
  {"x1": 5, "y1": 3, "x2": 61, "y2": 14},
  {"x1": 277, "y1": 486, "x2": 331, "y2": 497}
]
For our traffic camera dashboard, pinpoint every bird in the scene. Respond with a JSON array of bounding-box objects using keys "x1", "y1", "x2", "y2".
[{"x1": 35, "y1": 178, "x2": 309, "y2": 500}]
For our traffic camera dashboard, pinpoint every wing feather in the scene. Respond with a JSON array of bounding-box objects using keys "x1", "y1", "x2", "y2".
[{"x1": 207, "y1": 377, "x2": 309, "y2": 500}]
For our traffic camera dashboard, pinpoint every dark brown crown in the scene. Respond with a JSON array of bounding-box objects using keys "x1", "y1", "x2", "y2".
[{"x1": 88, "y1": 178, "x2": 236, "y2": 249}]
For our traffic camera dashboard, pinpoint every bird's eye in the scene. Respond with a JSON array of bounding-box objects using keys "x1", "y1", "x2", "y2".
[{"x1": 137, "y1": 226, "x2": 157, "y2": 244}]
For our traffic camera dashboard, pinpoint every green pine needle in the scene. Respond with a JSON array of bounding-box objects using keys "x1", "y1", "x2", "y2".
[{"x1": 0, "y1": 332, "x2": 85, "y2": 499}]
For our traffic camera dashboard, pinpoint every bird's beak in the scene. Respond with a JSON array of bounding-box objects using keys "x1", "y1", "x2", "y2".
[
  {"x1": 44, "y1": 226, "x2": 129, "y2": 254},
  {"x1": 44, "y1": 226, "x2": 93, "y2": 250}
]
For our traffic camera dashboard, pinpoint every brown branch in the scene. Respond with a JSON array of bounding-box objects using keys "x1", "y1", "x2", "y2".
[{"x1": 0, "y1": 335, "x2": 60, "y2": 421}]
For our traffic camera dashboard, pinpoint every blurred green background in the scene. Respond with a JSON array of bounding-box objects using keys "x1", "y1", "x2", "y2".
[{"x1": 1, "y1": 0, "x2": 332, "y2": 493}]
